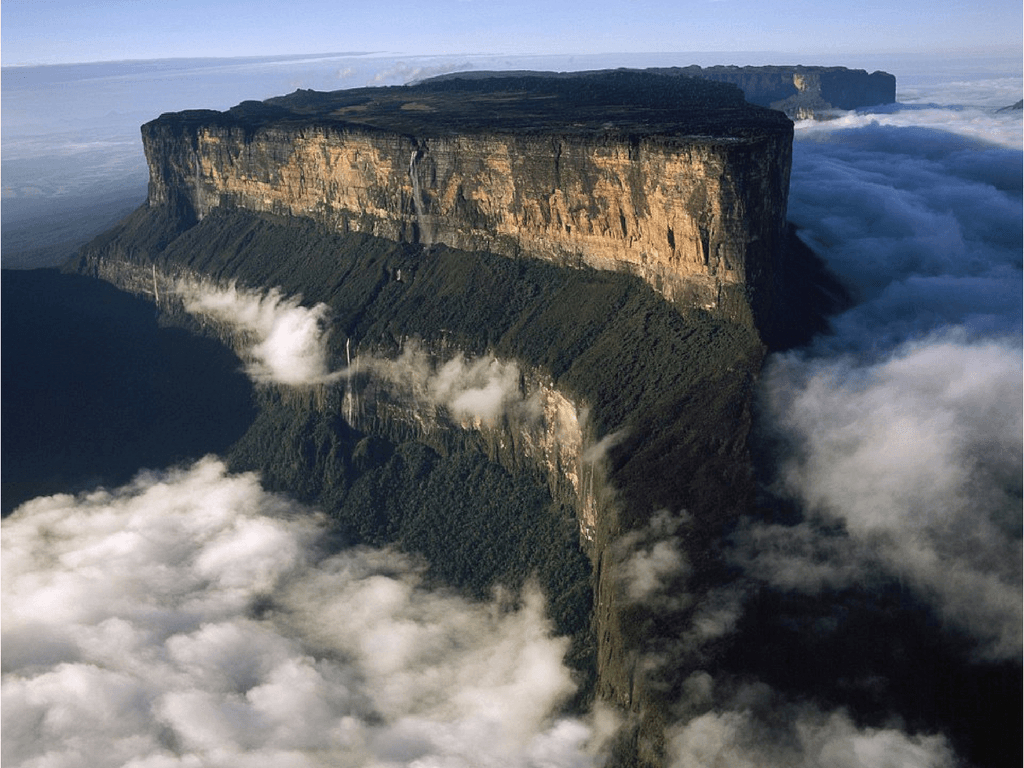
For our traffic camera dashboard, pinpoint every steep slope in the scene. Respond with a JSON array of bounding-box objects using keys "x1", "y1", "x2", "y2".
[{"x1": 73, "y1": 203, "x2": 769, "y2": 764}]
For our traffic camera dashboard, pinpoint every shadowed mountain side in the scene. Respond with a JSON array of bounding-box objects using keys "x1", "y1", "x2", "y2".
[
  {"x1": 73, "y1": 205, "x2": 774, "y2": 759},
  {"x1": 73, "y1": 205, "x2": 768, "y2": 526},
  {"x1": 1, "y1": 269, "x2": 257, "y2": 514}
]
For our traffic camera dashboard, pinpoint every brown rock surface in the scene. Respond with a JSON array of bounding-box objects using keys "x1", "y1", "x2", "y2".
[{"x1": 143, "y1": 71, "x2": 793, "y2": 325}]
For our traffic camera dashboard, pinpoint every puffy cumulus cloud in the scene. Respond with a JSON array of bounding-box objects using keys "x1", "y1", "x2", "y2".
[
  {"x1": 181, "y1": 282, "x2": 342, "y2": 386},
  {"x1": 359, "y1": 341, "x2": 541, "y2": 427},
  {"x1": 668, "y1": 689, "x2": 957, "y2": 768},
  {"x1": 751, "y1": 334, "x2": 1023, "y2": 658},
  {"x1": 621, "y1": 539, "x2": 689, "y2": 603},
  {"x1": 2, "y1": 459, "x2": 598, "y2": 768},
  {"x1": 614, "y1": 511, "x2": 690, "y2": 605}
]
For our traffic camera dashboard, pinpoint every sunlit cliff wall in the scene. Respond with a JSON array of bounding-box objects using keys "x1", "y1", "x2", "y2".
[{"x1": 143, "y1": 117, "x2": 791, "y2": 324}]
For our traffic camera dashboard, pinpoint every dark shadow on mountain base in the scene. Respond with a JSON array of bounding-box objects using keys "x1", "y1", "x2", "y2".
[
  {"x1": 1, "y1": 268, "x2": 257, "y2": 515},
  {"x1": 757, "y1": 223, "x2": 852, "y2": 352},
  {"x1": 717, "y1": 581, "x2": 1022, "y2": 768},
  {"x1": 2, "y1": 184, "x2": 148, "y2": 269}
]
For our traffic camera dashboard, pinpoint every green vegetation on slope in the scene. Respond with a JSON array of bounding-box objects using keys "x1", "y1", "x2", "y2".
[{"x1": 72, "y1": 205, "x2": 767, "y2": 735}]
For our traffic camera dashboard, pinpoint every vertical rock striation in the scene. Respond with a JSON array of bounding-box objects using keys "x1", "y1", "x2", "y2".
[{"x1": 142, "y1": 71, "x2": 793, "y2": 327}]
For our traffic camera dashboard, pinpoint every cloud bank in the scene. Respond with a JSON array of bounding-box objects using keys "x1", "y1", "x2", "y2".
[
  {"x1": 2, "y1": 458, "x2": 598, "y2": 768},
  {"x1": 739, "y1": 74, "x2": 1024, "y2": 648},
  {"x1": 789, "y1": 120, "x2": 1021, "y2": 352},
  {"x1": 752, "y1": 335, "x2": 1022, "y2": 659},
  {"x1": 667, "y1": 681, "x2": 956, "y2": 768}
]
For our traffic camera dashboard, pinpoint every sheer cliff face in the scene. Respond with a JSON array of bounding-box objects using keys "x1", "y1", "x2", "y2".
[
  {"x1": 143, "y1": 79, "x2": 791, "y2": 325},
  {"x1": 667, "y1": 65, "x2": 897, "y2": 117}
]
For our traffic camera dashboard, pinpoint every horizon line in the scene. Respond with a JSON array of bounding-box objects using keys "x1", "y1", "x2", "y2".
[{"x1": 5, "y1": 45, "x2": 1023, "y2": 70}]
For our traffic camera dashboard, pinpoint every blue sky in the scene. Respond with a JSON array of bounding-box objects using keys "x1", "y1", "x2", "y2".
[{"x1": 2, "y1": 0, "x2": 1021, "y2": 66}]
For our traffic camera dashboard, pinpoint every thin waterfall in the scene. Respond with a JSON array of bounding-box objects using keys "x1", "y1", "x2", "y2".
[
  {"x1": 408, "y1": 149, "x2": 432, "y2": 247},
  {"x1": 345, "y1": 337, "x2": 353, "y2": 425},
  {"x1": 193, "y1": 148, "x2": 202, "y2": 220}
]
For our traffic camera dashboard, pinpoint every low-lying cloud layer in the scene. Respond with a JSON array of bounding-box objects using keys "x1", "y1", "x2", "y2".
[
  {"x1": 2, "y1": 458, "x2": 596, "y2": 768},
  {"x1": 789, "y1": 122, "x2": 1021, "y2": 351},
  {"x1": 668, "y1": 680, "x2": 957, "y2": 768},
  {"x1": 759, "y1": 82, "x2": 1023, "y2": 662},
  {"x1": 752, "y1": 335, "x2": 1022, "y2": 658}
]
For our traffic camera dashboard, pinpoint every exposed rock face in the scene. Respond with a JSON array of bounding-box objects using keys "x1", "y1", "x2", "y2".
[
  {"x1": 142, "y1": 72, "x2": 793, "y2": 326},
  {"x1": 672, "y1": 65, "x2": 897, "y2": 118}
]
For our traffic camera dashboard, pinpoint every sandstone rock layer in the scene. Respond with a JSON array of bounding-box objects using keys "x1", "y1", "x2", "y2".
[{"x1": 143, "y1": 72, "x2": 793, "y2": 326}]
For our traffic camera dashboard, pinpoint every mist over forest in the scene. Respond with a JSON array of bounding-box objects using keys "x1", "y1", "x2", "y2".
[{"x1": 2, "y1": 51, "x2": 1021, "y2": 767}]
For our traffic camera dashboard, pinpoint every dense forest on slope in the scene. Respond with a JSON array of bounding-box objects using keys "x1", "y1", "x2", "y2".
[
  {"x1": 76, "y1": 206, "x2": 768, "y2": 530},
  {"x1": 70, "y1": 205, "x2": 770, "y2": 737}
]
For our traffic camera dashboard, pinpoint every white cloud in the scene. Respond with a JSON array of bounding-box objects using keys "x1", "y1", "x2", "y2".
[
  {"x1": 752, "y1": 333, "x2": 1023, "y2": 659},
  {"x1": 358, "y1": 341, "x2": 540, "y2": 428},
  {"x1": 614, "y1": 511, "x2": 691, "y2": 605},
  {"x1": 745, "y1": 75, "x2": 1023, "y2": 661},
  {"x1": 668, "y1": 700, "x2": 956, "y2": 768},
  {"x1": 1, "y1": 459, "x2": 599, "y2": 767},
  {"x1": 789, "y1": 119, "x2": 1021, "y2": 353},
  {"x1": 796, "y1": 104, "x2": 1023, "y2": 150},
  {"x1": 181, "y1": 282, "x2": 342, "y2": 386}
]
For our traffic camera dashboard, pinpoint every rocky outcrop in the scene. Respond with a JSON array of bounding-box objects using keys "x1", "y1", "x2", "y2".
[
  {"x1": 671, "y1": 65, "x2": 897, "y2": 118},
  {"x1": 424, "y1": 66, "x2": 897, "y2": 119},
  {"x1": 74, "y1": 202, "x2": 774, "y2": 767},
  {"x1": 142, "y1": 71, "x2": 793, "y2": 327}
]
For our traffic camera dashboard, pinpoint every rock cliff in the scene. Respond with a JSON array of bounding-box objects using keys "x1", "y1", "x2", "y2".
[
  {"x1": 72, "y1": 70, "x2": 827, "y2": 767},
  {"x1": 424, "y1": 65, "x2": 897, "y2": 119},
  {"x1": 142, "y1": 71, "x2": 793, "y2": 327},
  {"x1": 672, "y1": 65, "x2": 897, "y2": 118}
]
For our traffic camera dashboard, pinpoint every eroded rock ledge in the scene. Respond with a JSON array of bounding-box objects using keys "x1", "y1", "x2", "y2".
[{"x1": 143, "y1": 70, "x2": 793, "y2": 327}]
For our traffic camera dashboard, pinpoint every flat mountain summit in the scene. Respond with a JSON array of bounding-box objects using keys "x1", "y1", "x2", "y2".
[{"x1": 157, "y1": 69, "x2": 792, "y2": 138}]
